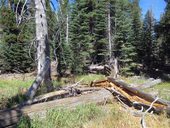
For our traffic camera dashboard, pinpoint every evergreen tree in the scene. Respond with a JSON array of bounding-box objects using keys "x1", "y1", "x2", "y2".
[
  {"x1": 142, "y1": 9, "x2": 156, "y2": 72},
  {"x1": 159, "y1": 1, "x2": 170, "y2": 65},
  {"x1": 70, "y1": 0, "x2": 95, "y2": 74},
  {"x1": 0, "y1": 2, "x2": 35, "y2": 73},
  {"x1": 130, "y1": 0, "x2": 142, "y2": 64},
  {"x1": 51, "y1": 0, "x2": 73, "y2": 76},
  {"x1": 113, "y1": 0, "x2": 137, "y2": 75},
  {"x1": 93, "y1": 0, "x2": 107, "y2": 64}
]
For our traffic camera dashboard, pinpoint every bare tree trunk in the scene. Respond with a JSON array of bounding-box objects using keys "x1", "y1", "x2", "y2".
[
  {"x1": 66, "y1": 14, "x2": 69, "y2": 44},
  {"x1": 35, "y1": 0, "x2": 53, "y2": 92},
  {"x1": 107, "y1": 4, "x2": 112, "y2": 60}
]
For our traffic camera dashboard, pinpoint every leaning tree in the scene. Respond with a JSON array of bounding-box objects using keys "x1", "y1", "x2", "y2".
[{"x1": 26, "y1": 0, "x2": 53, "y2": 100}]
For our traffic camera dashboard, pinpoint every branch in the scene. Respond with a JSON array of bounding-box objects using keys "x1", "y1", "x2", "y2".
[{"x1": 140, "y1": 97, "x2": 159, "y2": 128}]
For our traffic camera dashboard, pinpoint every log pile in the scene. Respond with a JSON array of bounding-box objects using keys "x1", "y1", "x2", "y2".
[
  {"x1": 91, "y1": 77, "x2": 170, "y2": 113},
  {"x1": 0, "y1": 77, "x2": 170, "y2": 127}
]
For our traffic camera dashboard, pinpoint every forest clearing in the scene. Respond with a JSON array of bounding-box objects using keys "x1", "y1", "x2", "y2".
[
  {"x1": 0, "y1": 73, "x2": 170, "y2": 128},
  {"x1": 0, "y1": 0, "x2": 170, "y2": 128}
]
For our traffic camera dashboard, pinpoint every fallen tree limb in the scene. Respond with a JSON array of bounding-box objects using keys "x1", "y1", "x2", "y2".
[
  {"x1": 132, "y1": 79, "x2": 162, "y2": 89},
  {"x1": 24, "y1": 87, "x2": 102, "y2": 105},
  {"x1": 0, "y1": 89, "x2": 113, "y2": 128}
]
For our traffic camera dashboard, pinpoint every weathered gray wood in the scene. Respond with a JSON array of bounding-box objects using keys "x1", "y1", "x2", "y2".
[
  {"x1": 26, "y1": 87, "x2": 102, "y2": 105},
  {"x1": 107, "y1": 77, "x2": 168, "y2": 106},
  {"x1": 26, "y1": 58, "x2": 50, "y2": 100},
  {"x1": 35, "y1": 0, "x2": 53, "y2": 92},
  {"x1": 132, "y1": 79, "x2": 162, "y2": 89},
  {"x1": 0, "y1": 89, "x2": 113, "y2": 128}
]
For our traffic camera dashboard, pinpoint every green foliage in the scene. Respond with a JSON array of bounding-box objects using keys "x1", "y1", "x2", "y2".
[
  {"x1": 112, "y1": 0, "x2": 137, "y2": 75},
  {"x1": 70, "y1": 0, "x2": 95, "y2": 74},
  {"x1": 142, "y1": 10, "x2": 156, "y2": 71},
  {"x1": 0, "y1": 5, "x2": 35, "y2": 73},
  {"x1": 93, "y1": 0, "x2": 107, "y2": 64},
  {"x1": 155, "y1": 1, "x2": 170, "y2": 68},
  {"x1": 130, "y1": 0, "x2": 142, "y2": 64}
]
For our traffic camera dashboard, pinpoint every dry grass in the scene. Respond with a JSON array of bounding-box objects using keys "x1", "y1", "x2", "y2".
[{"x1": 84, "y1": 103, "x2": 170, "y2": 128}]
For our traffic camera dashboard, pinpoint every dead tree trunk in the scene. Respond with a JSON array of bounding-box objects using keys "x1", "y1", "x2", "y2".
[
  {"x1": 26, "y1": 58, "x2": 50, "y2": 100},
  {"x1": 35, "y1": 0, "x2": 52, "y2": 90},
  {"x1": 26, "y1": 0, "x2": 53, "y2": 99},
  {"x1": 107, "y1": 3, "x2": 112, "y2": 59},
  {"x1": 66, "y1": 14, "x2": 69, "y2": 44}
]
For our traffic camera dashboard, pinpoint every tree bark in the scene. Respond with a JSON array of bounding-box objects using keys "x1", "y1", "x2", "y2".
[
  {"x1": 107, "y1": 3, "x2": 112, "y2": 59},
  {"x1": 66, "y1": 14, "x2": 69, "y2": 44},
  {"x1": 35, "y1": 0, "x2": 53, "y2": 92},
  {"x1": 0, "y1": 89, "x2": 113, "y2": 128},
  {"x1": 26, "y1": 58, "x2": 50, "y2": 100},
  {"x1": 132, "y1": 79, "x2": 162, "y2": 89}
]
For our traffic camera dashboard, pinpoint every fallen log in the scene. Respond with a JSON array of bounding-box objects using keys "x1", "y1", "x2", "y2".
[
  {"x1": 107, "y1": 77, "x2": 168, "y2": 109},
  {"x1": 91, "y1": 77, "x2": 170, "y2": 114},
  {"x1": 132, "y1": 79, "x2": 162, "y2": 89},
  {"x1": 88, "y1": 64, "x2": 111, "y2": 75},
  {"x1": 24, "y1": 87, "x2": 102, "y2": 105},
  {"x1": 0, "y1": 89, "x2": 113, "y2": 128}
]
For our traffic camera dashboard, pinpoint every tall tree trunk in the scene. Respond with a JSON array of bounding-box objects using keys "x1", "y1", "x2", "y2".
[
  {"x1": 35, "y1": 0, "x2": 53, "y2": 92},
  {"x1": 66, "y1": 13, "x2": 69, "y2": 44},
  {"x1": 108, "y1": 4, "x2": 112, "y2": 60},
  {"x1": 107, "y1": 3, "x2": 119, "y2": 78}
]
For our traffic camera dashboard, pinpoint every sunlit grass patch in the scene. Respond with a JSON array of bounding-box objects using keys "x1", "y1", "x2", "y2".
[
  {"x1": 144, "y1": 82, "x2": 170, "y2": 101},
  {"x1": 17, "y1": 104, "x2": 103, "y2": 128},
  {"x1": 0, "y1": 79, "x2": 33, "y2": 109},
  {"x1": 75, "y1": 74, "x2": 105, "y2": 84}
]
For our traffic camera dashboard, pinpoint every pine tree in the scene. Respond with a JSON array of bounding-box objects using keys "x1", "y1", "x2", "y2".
[
  {"x1": 142, "y1": 9, "x2": 156, "y2": 72},
  {"x1": 93, "y1": 0, "x2": 107, "y2": 64},
  {"x1": 130, "y1": 0, "x2": 142, "y2": 64},
  {"x1": 0, "y1": 2, "x2": 34, "y2": 73},
  {"x1": 113, "y1": 0, "x2": 137, "y2": 75},
  {"x1": 70, "y1": 0, "x2": 95, "y2": 74},
  {"x1": 159, "y1": 1, "x2": 170, "y2": 65}
]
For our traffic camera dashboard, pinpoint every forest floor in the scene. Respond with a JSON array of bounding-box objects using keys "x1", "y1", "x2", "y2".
[{"x1": 0, "y1": 73, "x2": 170, "y2": 128}]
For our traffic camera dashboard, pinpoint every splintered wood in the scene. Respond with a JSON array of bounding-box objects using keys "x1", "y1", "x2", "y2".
[{"x1": 91, "y1": 77, "x2": 168, "y2": 111}]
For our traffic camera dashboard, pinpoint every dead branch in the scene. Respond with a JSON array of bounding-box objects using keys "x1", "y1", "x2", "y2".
[{"x1": 141, "y1": 97, "x2": 159, "y2": 128}]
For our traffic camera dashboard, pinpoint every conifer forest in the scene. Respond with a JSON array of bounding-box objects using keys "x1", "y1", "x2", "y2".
[{"x1": 0, "y1": 0, "x2": 169, "y2": 77}]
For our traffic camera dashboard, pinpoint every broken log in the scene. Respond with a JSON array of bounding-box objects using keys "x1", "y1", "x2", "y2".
[
  {"x1": 0, "y1": 89, "x2": 113, "y2": 128},
  {"x1": 88, "y1": 64, "x2": 111, "y2": 75},
  {"x1": 107, "y1": 77, "x2": 168, "y2": 109},
  {"x1": 132, "y1": 79, "x2": 162, "y2": 89},
  {"x1": 91, "y1": 77, "x2": 170, "y2": 114}
]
